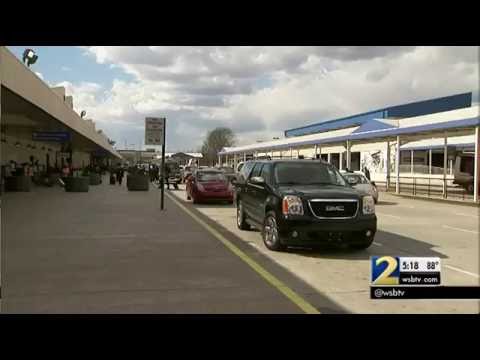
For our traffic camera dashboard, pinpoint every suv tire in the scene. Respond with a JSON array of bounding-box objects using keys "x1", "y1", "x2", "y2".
[
  {"x1": 262, "y1": 211, "x2": 286, "y2": 251},
  {"x1": 236, "y1": 200, "x2": 251, "y2": 230}
]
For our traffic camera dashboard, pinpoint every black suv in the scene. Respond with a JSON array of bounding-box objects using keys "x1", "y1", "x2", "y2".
[{"x1": 233, "y1": 160, "x2": 377, "y2": 251}]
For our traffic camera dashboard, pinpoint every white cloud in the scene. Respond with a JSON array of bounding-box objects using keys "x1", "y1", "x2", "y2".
[
  {"x1": 64, "y1": 46, "x2": 478, "y2": 151},
  {"x1": 61, "y1": 66, "x2": 72, "y2": 71}
]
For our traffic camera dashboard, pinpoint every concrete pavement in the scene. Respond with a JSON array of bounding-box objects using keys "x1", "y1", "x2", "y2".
[
  {"x1": 169, "y1": 184, "x2": 480, "y2": 314},
  {"x1": 1, "y1": 177, "x2": 329, "y2": 313}
]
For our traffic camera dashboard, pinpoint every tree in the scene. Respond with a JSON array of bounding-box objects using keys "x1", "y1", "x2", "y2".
[{"x1": 201, "y1": 127, "x2": 236, "y2": 166}]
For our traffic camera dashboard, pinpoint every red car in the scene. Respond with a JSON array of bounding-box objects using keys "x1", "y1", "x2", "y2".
[{"x1": 186, "y1": 169, "x2": 234, "y2": 204}]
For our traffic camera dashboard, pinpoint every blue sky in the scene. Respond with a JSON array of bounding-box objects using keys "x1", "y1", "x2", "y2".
[
  {"x1": 8, "y1": 46, "x2": 133, "y2": 88},
  {"x1": 5, "y1": 46, "x2": 478, "y2": 152}
]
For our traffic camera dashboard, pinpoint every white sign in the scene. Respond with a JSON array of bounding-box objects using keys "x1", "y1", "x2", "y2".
[{"x1": 145, "y1": 117, "x2": 165, "y2": 145}]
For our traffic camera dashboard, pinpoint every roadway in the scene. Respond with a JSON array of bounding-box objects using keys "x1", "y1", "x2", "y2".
[{"x1": 169, "y1": 184, "x2": 480, "y2": 313}]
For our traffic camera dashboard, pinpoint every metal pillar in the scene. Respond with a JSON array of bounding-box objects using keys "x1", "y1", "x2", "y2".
[
  {"x1": 474, "y1": 126, "x2": 479, "y2": 203},
  {"x1": 339, "y1": 152, "x2": 343, "y2": 170},
  {"x1": 243, "y1": 153, "x2": 246, "y2": 162},
  {"x1": 318, "y1": 144, "x2": 321, "y2": 160},
  {"x1": 327, "y1": 153, "x2": 331, "y2": 164},
  {"x1": 218, "y1": 154, "x2": 221, "y2": 166},
  {"x1": 410, "y1": 150, "x2": 414, "y2": 174},
  {"x1": 233, "y1": 153, "x2": 237, "y2": 170},
  {"x1": 290, "y1": 147, "x2": 293, "y2": 159},
  {"x1": 443, "y1": 132, "x2": 448, "y2": 198},
  {"x1": 346, "y1": 140, "x2": 351, "y2": 169},
  {"x1": 386, "y1": 140, "x2": 391, "y2": 191},
  {"x1": 396, "y1": 136, "x2": 400, "y2": 194},
  {"x1": 314, "y1": 144, "x2": 318, "y2": 159}
]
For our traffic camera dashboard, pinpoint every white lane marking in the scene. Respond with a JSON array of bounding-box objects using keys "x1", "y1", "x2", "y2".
[
  {"x1": 372, "y1": 242, "x2": 383, "y2": 247},
  {"x1": 376, "y1": 212, "x2": 403, "y2": 220},
  {"x1": 444, "y1": 265, "x2": 480, "y2": 279},
  {"x1": 453, "y1": 212, "x2": 479, "y2": 219},
  {"x1": 442, "y1": 225, "x2": 479, "y2": 235}
]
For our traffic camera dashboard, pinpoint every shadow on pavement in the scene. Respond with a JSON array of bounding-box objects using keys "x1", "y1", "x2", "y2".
[
  {"x1": 376, "y1": 201, "x2": 398, "y2": 206},
  {"x1": 282, "y1": 230, "x2": 448, "y2": 260}
]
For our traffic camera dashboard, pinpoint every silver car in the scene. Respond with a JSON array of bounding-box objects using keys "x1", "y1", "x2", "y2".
[{"x1": 341, "y1": 171, "x2": 379, "y2": 203}]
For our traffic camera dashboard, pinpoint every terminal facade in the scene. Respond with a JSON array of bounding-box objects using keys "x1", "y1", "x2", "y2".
[
  {"x1": 1, "y1": 46, "x2": 120, "y2": 181},
  {"x1": 219, "y1": 93, "x2": 480, "y2": 202}
]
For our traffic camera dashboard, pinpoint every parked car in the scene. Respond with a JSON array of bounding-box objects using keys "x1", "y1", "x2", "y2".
[
  {"x1": 186, "y1": 168, "x2": 234, "y2": 204},
  {"x1": 340, "y1": 170, "x2": 379, "y2": 203},
  {"x1": 217, "y1": 166, "x2": 236, "y2": 183},
  {"x1": 233, "y1": 159, "x2": 377, "y2": 251}
]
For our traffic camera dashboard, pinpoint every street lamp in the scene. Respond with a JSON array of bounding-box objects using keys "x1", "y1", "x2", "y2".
[{"x1": 22, "y1": 49, "x2": 38, "y2": 67}]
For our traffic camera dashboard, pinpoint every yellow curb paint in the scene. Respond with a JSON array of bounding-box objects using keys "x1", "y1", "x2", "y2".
[{"x1": 166, "y1": 191, "x2": 320, "y2": 314}]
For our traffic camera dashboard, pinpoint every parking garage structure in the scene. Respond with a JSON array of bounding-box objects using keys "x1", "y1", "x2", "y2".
[
  {"x1": 218, "y1": 93, "x2": 480, "y2": 203},
  {"x1": 0, "y1": 46, "x2": 121, "y2": 192}
]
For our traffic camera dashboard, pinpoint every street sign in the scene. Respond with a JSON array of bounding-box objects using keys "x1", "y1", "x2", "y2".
[
  {"x1": 32, "y1": 131, "x2": 71, "y2": 142},
  {"x1": 145, "y1": 117, "x2": 165, "y2": 145}
]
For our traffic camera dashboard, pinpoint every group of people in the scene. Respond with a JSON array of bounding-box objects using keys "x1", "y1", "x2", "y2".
[
  {"x1": 148, "y1": 164, "x2": 160, "y2": 183},
  {"x1": 109, "y1": 164, "x2": 125, "y2": 185}
]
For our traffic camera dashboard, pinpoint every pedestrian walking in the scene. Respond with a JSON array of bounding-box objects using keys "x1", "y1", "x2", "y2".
[
  {"x1": 164, "y1": 164, "x2": 171, "y2": 190},
  {"x1": 116, "y1": 165, "x2": 124, "y2": 185}
]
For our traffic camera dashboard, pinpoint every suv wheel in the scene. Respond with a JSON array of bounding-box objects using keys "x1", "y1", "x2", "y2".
[
  {"x1": 236, "y1": 200, "x2": 250, "y2": 230},
  {"x1": 262, "y1": 211, "x2": 286, "y2": 251}
]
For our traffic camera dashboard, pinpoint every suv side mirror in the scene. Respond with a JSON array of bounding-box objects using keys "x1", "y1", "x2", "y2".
[{"x1": 250, "y1": 176, "x2": 265, "y2": 185}]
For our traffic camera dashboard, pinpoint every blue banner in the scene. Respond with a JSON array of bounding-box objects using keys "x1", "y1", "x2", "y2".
[{"x1": 32, "y1": 131, "x2": 71, "y2": 142}]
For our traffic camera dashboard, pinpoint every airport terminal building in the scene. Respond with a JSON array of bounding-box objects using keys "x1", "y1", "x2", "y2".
[
  {"x1": 1, "y1": 47, "x2": 120, "y2": 175},
  {"x1": 219, "y1": 93, "x2": 480, "y2": 202}
]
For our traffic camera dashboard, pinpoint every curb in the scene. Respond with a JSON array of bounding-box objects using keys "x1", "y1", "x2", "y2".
[{"x1": 386, "y1": 192, "x2": 480, "y2": 207}]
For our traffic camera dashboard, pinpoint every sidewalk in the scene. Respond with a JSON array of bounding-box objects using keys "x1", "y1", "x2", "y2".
[{"x1": 1, "y1": 179, "x2": 303, "y2": 313}]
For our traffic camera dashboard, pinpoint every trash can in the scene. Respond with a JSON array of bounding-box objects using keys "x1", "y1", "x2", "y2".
[
  {"x1": 64, "y1": 177, "x2": 89, "y2": 192},
  {"x1": 5, "y1": 176, "x2": 31, "y2": 192},
  {"x1": 127, "y1": 174, "x2": 149, "y2": 191},
  {"x1": 89, "y1": 173, "x2": 102, "y2": 185}
]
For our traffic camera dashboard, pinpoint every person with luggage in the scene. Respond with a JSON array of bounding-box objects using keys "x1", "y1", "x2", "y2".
[
  {"x1": 109, "y1": 167, "x2": 116, "y2": 185},
  {"x1": 116, "y1": 165, "x2": 124, "y2": 186}
]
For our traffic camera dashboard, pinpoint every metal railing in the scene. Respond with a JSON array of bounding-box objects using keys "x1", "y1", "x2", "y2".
[{"x1": 374, "y1": 177, "x2": 473, "y2": 202}]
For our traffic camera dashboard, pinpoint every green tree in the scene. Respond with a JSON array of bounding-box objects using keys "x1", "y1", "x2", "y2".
[{"x1": 201, "y1": 127, "x2": 236, "y2": 166}]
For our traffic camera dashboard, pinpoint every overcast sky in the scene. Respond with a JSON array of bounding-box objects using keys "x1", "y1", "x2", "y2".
[{"x1": 9, "y1": 46, "x2": 479, "y2": 152}]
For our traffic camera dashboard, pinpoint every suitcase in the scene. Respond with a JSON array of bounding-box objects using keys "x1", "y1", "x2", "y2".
[{"x1": 109, "y1": 174, "x2": 116, "y2": 185}]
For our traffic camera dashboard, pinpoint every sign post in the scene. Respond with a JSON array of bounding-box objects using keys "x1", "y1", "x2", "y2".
[{"x1": 145, "y1": 117, "x2": 166, "y2": 210}]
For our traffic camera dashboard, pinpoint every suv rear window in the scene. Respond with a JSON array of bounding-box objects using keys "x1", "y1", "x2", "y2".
[
  {"x1": 274, "y1": 162, "x2": 346, "y2": 186},
  {"x1": 239, "y1": 161, "x2": 255, "y2": 181},
  {"x1": 197, "y1": 172, "x2": 226, "y2": 182},
  {"x1": 250, "y1": 163, "x2": 264, "y2": 179}
]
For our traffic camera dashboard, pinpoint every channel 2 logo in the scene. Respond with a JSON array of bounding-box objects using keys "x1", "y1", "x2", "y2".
[{"x1": 371, "y1": 256, "x2": 400, "y2": 285}]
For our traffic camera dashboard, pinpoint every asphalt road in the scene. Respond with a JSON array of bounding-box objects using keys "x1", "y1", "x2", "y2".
[
  {"x1": 170, "y1": 184, "x2": 480, "y2": 314},
  {"x1": 2, "y1": 178, "x2": 333, "y2": 313}
]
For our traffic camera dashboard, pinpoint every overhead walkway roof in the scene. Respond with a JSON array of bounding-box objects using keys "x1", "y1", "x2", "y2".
[{"x1": 219, "y1": 105, "x2": 480, "y2": 155}]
